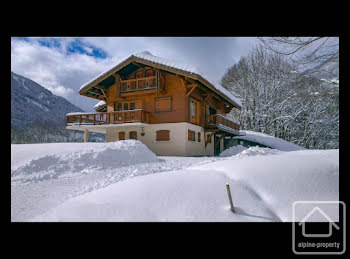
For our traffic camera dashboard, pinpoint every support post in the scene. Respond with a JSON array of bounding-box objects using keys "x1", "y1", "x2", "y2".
[
  {"x1": 84, "y1": 129, "x2": 89, "y2": 142},
  {"x1": 226, "y1": 183, "x2": 235, "y2": 213}
]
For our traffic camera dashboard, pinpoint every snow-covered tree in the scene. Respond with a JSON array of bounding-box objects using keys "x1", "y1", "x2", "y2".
[{"x1": 221, "y1": 45, "x2": 339, "y2": 149}]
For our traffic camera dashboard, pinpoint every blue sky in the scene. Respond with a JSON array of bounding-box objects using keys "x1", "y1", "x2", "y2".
[{"x1": 11, "y1": 37, "x2": 258, "y2": 111}]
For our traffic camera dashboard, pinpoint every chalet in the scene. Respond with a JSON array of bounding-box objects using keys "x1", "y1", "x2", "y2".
[{"x1": 66, "y1": 51, "x2": 243, "y2": 156}]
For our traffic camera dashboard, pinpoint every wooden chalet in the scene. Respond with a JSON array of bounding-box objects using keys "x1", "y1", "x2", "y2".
[{"x1": 66, "y1": 51, "x2": 243, "y2": 156}]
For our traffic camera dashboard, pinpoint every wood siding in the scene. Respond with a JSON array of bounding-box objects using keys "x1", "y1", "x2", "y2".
[
  {"x1": 106, "y1": 72, "x2": 187, "y2": 124},
  {"x1": 79, "y1": 69, "x2": 238, "y2": 131}
]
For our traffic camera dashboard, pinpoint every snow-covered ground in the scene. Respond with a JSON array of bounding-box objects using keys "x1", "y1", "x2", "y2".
[{"x1": 11, "y1": 140, "x2": 338, "y2": 222}]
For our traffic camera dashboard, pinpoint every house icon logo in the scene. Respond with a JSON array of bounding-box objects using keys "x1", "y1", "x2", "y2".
[
  {"x1": 298, "y1": 206, "x2": 340, "y2": 238},
  {"x1": 292, "y1": 201, "x2": 346, "y2": 255}
]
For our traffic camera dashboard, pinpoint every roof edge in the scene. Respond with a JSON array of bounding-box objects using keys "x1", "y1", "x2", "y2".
[{"x1": 79, "y1": 53, "x2": 242, "y2": 109}]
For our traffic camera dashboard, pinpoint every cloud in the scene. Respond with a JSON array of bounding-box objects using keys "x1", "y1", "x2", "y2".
[
  {"x1": 11, "y1": 38, "x2": 117, "y2": 110},
  {"x1": 11, "y1": 37, "x2": 259, "y2": 111}
]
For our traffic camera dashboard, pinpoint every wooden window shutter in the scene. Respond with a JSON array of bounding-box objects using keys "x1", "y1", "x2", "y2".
[
  {"x1": 198, "y1": 132, "x2": 201, "y2": 142},
  {"x1": 119, "y1": 132, "x2": 125, "y2": 140},
  {"x1": 156, "y1": 130, "x2": 170, "y2": 141},
  {"x1": 155, "y1": 96, "x2": 172, "y2": 112},
  {"x1": 188, "y1": 130, "x2": 192, "y2": 141},
  {"x1": 188, "y1": 130, "x2": 195, "y2": 141}
]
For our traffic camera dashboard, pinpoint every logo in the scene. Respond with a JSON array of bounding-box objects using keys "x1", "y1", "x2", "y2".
[{"x1": 292, "y1": 201, "x2": 346, "y2": 255}]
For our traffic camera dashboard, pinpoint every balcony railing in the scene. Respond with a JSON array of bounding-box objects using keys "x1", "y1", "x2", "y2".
[
  {"x1": 66, "y1": 110, "x2": 150, "y2": 126},
  {"x1": 121, "y1": 76, "x2": 157, "y2": 92},
  {"x1": 207, "y1": 114, "x2": 240, "y2": 131}
]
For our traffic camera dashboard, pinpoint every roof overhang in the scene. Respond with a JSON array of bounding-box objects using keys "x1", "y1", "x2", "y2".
[{"x1": 79, "y1": 54, "x2": 242, "y2": 109}]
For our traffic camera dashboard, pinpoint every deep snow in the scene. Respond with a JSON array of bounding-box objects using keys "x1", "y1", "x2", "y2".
[
  {"x1": 11, "y1": 141, "x2": 218, "y2": 221},
  {"x1": 11, "y1": 140, "x2": 339, "y2": 222},
  {"x1": 30, "y1": 149, "x2": 338, "y2": 222},
  {"x1": 12, "y1": 140, "x2": 158, "y2": 184}
]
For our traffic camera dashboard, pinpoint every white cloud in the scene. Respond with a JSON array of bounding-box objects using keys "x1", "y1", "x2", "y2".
[
  {"x1": 11, "y1": 38, "x2": 118, "y2": 110},
  {"x1": 11, "y1": 37, "x2": 259, "y2": 111}
]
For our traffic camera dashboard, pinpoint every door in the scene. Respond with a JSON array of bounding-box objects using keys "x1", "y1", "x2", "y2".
[{"x1": 214, "y1": 135, "x2": 221, "y2": 156}]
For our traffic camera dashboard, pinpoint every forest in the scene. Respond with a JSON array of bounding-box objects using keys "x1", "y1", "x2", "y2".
[{"x1": 222, "y1": 38, "x2": 339, "y2": 149}]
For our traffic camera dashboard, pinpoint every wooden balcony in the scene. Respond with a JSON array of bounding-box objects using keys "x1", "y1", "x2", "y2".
[
  {"x1": 121, "y1": 76, "x2": 157, "y2": 92},
  {"x1": 66, "y1": 110, "x2": 150, "y2": 126},
  {"x1": 206, "y1": 114, "x2": 240, "y2": 132}
]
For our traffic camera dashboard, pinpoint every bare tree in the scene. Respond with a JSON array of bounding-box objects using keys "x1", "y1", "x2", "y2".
[{"x1": 258, "y1": 37, "x2": 339, "y2": 80}]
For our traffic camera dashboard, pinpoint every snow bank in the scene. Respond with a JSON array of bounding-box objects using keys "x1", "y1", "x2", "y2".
[
  {"x1": 220, "y1": 145, "x2": 281, "y2": 157},
  {"x1": 32, "y1": 149, "x2": 338, "y2": 222},
  {"x1": 219, "y1": 145, "x2": 248, "y2": 157},
  {"x1": 193, "y1": 149, "x2": 339, "y2": 222},
  {"x1": 237, "y1": 146, "x2": 281, "y2": 157},
  {"x1": 234, "y1": 130, "x2": 305, "y2": 151},
  {"x1": 11, "y1": 140, "x2": 158, "y2": 185}
]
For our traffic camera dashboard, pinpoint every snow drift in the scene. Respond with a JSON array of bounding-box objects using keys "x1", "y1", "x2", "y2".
[
  {"x1": 11, "y1": 140, "x2": 158, "y2": 184},
  {"x1": 31, "y1": 149, "x2": 339, "y2": 222},
  {"x1": 220, "y1": 145, "x2": 281, "y2": 158},
  {"x1": 219, "y1": 145, "x2": 248, "y2": 157}
]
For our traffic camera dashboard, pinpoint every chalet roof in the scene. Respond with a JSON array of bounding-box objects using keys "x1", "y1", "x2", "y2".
[{"x1": 79, "y1": 51, "x2": 242, "y2": 109}]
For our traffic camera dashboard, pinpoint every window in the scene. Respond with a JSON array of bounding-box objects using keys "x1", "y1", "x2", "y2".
[
  {"x1": 155, "y1": 96, "x2": 172, "y2": 112},
  {"x1": 136, "y1": 72, "x2": 143, "y2": 78},
  {"x1": 198, "y1": 132, "x2": 201, "y2": 142},
  {"x1": 124, "y1": 103, "x2": 129, "y2": 110},
  {"x1": 117, "y1": 103, "x2": 122, "y2": 111},
  {"x1": 119, "y1": 132, "x2": 125, "y2": 140},
  {"x1": 188, "y1": 130, "x2": 195, "y2": 141},
  {"x1": 156, "y1": 130, "x2": 170, "y2": 141},
  {"x1": 207, "y1": 134, "x2": 212, "y2": 143},
  {"x1": 130, "y1": 102, "x2": 135, "y2": 110},
  {"x1": 130, "y1": 131, "x2": 137, "y2": 140},
  {"x1": 146, "y1": 70, "x2": 154, "y2": 77},
  {"x1": 189, "y1": 98, "x2": 200, "y2": 125},
  {"x1": 190, "y1": 101, "x2": 196, "y2": 118},
  {"x1": 209, "y1": 106, "x2": 217, "y2": 115}
]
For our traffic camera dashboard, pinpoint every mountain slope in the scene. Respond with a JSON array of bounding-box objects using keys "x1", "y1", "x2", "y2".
[
  {"x1": 11, "y1": 72, "x2": 104, "y2": 143},
  {"x1": 11, "y1": 72, "x2": 84, "y2": 127}
]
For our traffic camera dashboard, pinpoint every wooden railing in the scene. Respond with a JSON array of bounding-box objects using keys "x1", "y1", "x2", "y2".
[
  {"x1": 121, "y1": 76, "x2": 157, "y2": 92},
  {"x1": 66, "y1": 110, "x2": 150, "y2": 125},
  {"x1": 207, "y1": 114, "x2": 240, "y2": 131}
]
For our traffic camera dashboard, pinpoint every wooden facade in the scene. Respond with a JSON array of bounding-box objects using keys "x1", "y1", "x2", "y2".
[
  {"x1": 67, "y1": 52, "x2": 242, "y2": 155},
  {"x1": 68, "y1": 69, "x2": 240, "y2": 132}
]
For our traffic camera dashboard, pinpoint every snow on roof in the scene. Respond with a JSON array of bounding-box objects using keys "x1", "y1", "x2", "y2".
[
  {"x1": 133, "y1": 51, "x2": 242, "y2": 108},
  {"x1": 94, "y1": 100, "x2": 106, "y2": 110},
  {"x1": 134, "y1": 51, "x2": 200, "y2": 74},
  {"x1": 233, "y1": 130, "x2": 305, "y2": 151},
  {"x1": 79, "y1": 51, "x2": 242, "y2": 108}
]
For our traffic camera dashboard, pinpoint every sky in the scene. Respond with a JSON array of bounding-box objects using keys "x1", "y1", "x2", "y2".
[{"x1": 11, "y1": 37, "x2": 258, "y2": 111}]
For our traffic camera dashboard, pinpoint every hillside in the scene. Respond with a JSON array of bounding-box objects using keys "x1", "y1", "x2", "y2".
[{"x1": 11, "y1": 72, "x2": 104, "y2": 143}]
